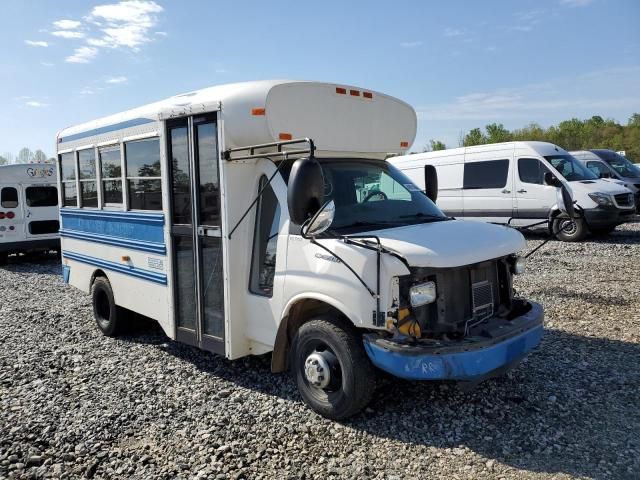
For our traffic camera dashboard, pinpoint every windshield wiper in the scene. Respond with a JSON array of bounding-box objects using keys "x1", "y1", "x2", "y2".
[{"x1": 333, "y1": 220, "x2": 401, "y2": 231}]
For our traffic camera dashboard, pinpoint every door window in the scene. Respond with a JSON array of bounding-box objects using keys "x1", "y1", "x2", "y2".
[
  {"x1": 518, "y1": 158, "x2": 550, "y2": 185},
  {"x1": 1, "y1": 187, "x2": 19, "y2": 208},
  {"x1": 26, "y1": 186, "x2": 58, "y2": 207},
  {"x1": 463, "y1": 160, "x2": 509, "y2": 189},
  {"x1": 250, "y1": 176, "x2": 281, "y2": 297}
]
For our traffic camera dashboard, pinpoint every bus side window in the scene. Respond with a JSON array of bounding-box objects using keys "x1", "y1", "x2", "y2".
[
  {"x1": 125, "y1": 138, "x2": 162, "y2": 211},
  {"x1": 59, "y1": 152, "x2": 78, "y2": 207},
  {"x1": 1, "y1": 187, "x2": 19, "y2": 208},
  {"x1": 249, "y1": 176, "x2": 281, "y2": 297},
  {"x1": 78, "y1": 148, "x2": 98, "y2": 208},
  {"x1": 100, "y1": 146, "x2": 123, "y2": 205}
]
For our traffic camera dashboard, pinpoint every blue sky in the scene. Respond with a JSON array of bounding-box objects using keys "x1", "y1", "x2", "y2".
[{"x1": 1, "y1": 0, "x2": 639, "y2": 158}]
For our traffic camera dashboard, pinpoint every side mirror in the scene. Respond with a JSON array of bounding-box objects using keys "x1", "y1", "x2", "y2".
[
  {"x1": 302, "y1": 200, "x2": 335, "y2": 237},
  {"x1": 544, "y1": 171, "x2": 562, "y2": 188},
  {"x1": 424, "y1": 165, "x2": 438, "y2": 203},
  {"x1": 287, "y1": 157, "x2": 324, "y2": 225},
  {"x1": 560, "y1": 184, "x2": 576, "y2": 220}
]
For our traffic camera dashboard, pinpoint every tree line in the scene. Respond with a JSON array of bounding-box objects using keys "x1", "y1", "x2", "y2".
[
  {"x1": 424, "y1": 113, "x2": 640, "y2": 162},
  {"x1": 0, "y1": 148, "x2": 55, "y2": 166}
]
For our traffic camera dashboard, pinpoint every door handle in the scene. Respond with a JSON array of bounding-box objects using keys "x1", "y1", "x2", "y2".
[
  {"x1": 501, "y1": 189, "x2": 511, "y2": 194},
  {"x1": 517, "y1": 189, "x2": 527, "y2": 193}
]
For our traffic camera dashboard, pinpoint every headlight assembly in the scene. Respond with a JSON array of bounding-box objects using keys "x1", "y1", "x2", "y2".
[
  {"x1": 510, "y1": 255, "x2": 526, "y2": 275},
  {"x1": 409, "y1": 281, "x2": 437, "y2": 307},
  {"x1": 588, "y1": 192, "x2": 613, "y2": 206}
]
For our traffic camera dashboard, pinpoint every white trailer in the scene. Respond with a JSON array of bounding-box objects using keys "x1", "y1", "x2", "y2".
[
  {"x1": 56, "y1": 81, "x2": 544, "y2": 418},
  {"x1": 0, "y1": 163, "x2": 60, "y2": 264}
]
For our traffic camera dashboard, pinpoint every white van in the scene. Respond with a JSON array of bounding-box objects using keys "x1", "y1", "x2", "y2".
[
  {"x1": 56, "y1": 81, "x2": 546, "y2": 419},
  {"x1": 390, "y1": 141, "x2": 636, "y2": 241},
  {"x1": 570, "y1": 149, "x2": 640, "y2": 212},
  {"x1": 0, "y1": 163, "x2": 60, "y2": 264}
]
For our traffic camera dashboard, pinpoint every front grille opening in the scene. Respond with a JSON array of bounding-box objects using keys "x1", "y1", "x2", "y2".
[{"x1": 28, "y1": 220, "x2": 59, "y2": 235}]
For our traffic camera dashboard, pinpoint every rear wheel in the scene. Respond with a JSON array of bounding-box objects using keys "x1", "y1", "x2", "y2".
[
  {"x1": 290, "y1": 316, "x2": 376, "y2": 420},
  {"x1": 91, "y1": 277, "x2": 123, "y2": 337},
  {"x1": 553, "y1": 217, "x2": 587, "y2": 242}
]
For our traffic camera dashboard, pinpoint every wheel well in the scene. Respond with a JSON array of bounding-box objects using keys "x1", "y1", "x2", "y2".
[{"x1": 271, "y1": 299, "x2": 353, "y2": 373}]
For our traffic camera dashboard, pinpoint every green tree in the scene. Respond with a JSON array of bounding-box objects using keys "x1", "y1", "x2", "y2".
[
  {"x1": 485, "y1": 123, "x2": 512, "y2": 143},
  {"x1": 424, "y1": 139, "x2": 447, "y2": 152},
  {"x1": 33, "y1": 149, "x2": 48, "y2": 163},
  {"x1": 463, "y1": 128, "x2": 487, "y2": 146},
  {"x1": 17, "y1": 147, "x2": 34, "y2": 164}
]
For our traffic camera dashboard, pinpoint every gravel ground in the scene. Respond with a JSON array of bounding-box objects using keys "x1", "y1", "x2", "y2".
[{"x1": 1, "y1": 221, "x2": 639, "y2": 480}]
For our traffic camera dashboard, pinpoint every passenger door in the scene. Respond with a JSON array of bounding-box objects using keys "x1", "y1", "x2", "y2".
[
  {"x1": 462, "y1": 157, "x2": 514, "y2": 222},
  {"x1": 166, "y1": 113, "x2": 226, "y2": 354},
  {"x1": 513, "y1": 158, "x2": 556, "y2": 222}
]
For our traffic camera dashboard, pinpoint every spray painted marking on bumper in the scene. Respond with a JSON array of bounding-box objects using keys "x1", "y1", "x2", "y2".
[{"x1": 363, "y1": 314, "x2": 544, "y2": 381}]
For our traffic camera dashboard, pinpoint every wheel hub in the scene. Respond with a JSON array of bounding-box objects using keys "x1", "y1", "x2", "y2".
[
  {"x1": 560, "y1": 219, "x2": 577, "y2": 235},
  {"x1": 304, "y1": 352, "x2": 331, "y2": 389}
]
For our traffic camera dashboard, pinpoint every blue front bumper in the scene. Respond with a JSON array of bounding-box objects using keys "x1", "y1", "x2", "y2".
[{"x1": 363, "y1": 301, "x2": 544, "y2": 381}]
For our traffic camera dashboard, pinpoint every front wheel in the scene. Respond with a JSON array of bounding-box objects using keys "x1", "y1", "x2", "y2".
[
  {"x1": 553, "y1": 217, "x2": 587, "y2": 242},
  {"x1": 290, "y1": 317, "x2": 376, "y2": 420}
]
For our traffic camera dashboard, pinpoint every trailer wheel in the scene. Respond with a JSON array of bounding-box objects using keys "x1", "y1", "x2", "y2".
[
  {"x1": 553, "y1": 217, "x2": 587, "y2": 242},
  {"x1": 91, "y1": 277, "x2": 122, "y2": 337},
  {"x1": 290, "y1": 316, "x2": 375, "y2": 420}
]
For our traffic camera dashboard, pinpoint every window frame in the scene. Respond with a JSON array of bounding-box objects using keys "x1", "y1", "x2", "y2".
[
  {"x1": 25, "y1": 186, "x2": 59, "y2": 207},
  {"x1": 463, "y1": 159, "x2": 510, "y2": 190},
  {"x1": 77, "y1": 146, "x2": 99, "y2": 209},
  {"x1": 249, "y1": 175, "x2": 281, "y2": 298},
  {"x1": 98, "y1": 143, "x2": 124, "y2": 208},
  {"x1": 59, "y1": 151, "x2": 79, "y2": 208},
  {"x1": 1, "y1": 186, "x2": 19, "y2": 208}
]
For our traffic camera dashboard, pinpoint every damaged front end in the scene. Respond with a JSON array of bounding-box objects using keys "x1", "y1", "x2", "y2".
[{"x1": 363, "y1": 255, "x2": 544, "y2": 381}]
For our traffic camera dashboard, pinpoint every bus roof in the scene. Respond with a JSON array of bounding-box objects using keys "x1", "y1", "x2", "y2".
[{"x1": 57, "y1": 80, "x2": 417, "y2": 157}]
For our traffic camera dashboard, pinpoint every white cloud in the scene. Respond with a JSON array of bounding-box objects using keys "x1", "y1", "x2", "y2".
[
  {"x1": 154, "y1": 31, "x2": 167, "y2": 36},
  {"x1": 560, "y1": 0, "x2": 594, "y2": 6},
  {"x1": 65, "y1": 46, "x2": 98, "y2": 63},
  {"x1": 86, "y1": 38, "x2": 109, "y2": 47},
  {"x1": 399, "y1": 41, "x2": 423, "y2": 48},
  {"x1": 87, "y1": 0, "x2": 164, "y2": 49},
  {"x1": 25, "y1": 40, "x2": 49, "y2": 47},
  {"x1": 444, "y1": 28, "x2": 464, "y2": 37},
  {"x1": 106, "y1": 76, "x2": 127, "y2": 84},
  {"x1": 53, "y1": 19, "x2": 82, "y2": 30},
  {"x1": 25, "y1": 101, "x2": 49, "y2": 108},
  {"x1": 51, "y1": 30, "x2": 85, "y2": 39}
]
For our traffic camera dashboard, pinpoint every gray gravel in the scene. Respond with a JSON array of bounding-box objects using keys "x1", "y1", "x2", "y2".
[{"x1": 1, "y1": 221, "x2": 639, "y2": 480}]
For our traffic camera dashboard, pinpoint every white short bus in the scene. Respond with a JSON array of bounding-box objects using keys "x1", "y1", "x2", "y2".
[
  {"x1": 56, "y1": 80, "x2": 544, "y2": 418},
  {"x1": 0, "y1": 163, "x2": 60, "y2": 264}
]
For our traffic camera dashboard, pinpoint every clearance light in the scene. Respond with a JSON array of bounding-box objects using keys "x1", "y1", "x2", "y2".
[
  {"x1": 400, "y1": 141, "x2": 409, "y2": 148},
  {"x1": 121, "y1": 255, "x2": 131, "y2": 262},
  {"x1": 0, "y1": 212, "x2": 5, "y2": 219},
  {"x1": 251, "y1": 108, "x2": 266, "y2": 116},
  {"x1": 350, "y1": 89, "x2": 360, "y2": 97},
  {"x1": 279, "y1": 133, "x2": 292, "y2": 140},
  {"x1": 336, "y1": 87, "x2": 346, "y2": 95},
  {"x1": 6, "y1": 212, "x2": 14, "y2": 219},
  {"x1": 363, "y1": 92, "x2": 373, "y2": 99}
]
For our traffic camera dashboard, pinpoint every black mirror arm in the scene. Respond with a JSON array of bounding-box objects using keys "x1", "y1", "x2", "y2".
[{"x1": 228, "y1": 156, "x2": 288, "y2": 239}]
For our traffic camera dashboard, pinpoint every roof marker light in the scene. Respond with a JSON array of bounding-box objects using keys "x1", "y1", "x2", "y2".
[
  {"x1": 336, "y1": 87, "x2": 346, "y2": 95},
  {"x1": 251, "y1": 108, "x2": 266, "y2": 116},
  {"x1": 350, "y1": 89, "x2": 360, "y2": 97},
  {"x1": 279, "y1": 133, "x2": 293, "y2": 140},
  {"x1": 363, "y1": 92, "x2": 373, "y2": 99},
  {"x1": 400, "y1": 141, "x2": 409, "y2": 148}
]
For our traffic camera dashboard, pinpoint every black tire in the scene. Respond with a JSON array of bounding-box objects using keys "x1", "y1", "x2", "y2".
[
  {"x1": 91, "y1": 277, "x2": 122, "y2": 337},
  {"x1": 290, "y1": 316, "x2": 376, "y2": 420},
  {"x1": 0, "y1": 252, "x2": 7, "y2": 266},
  {"x1": 553, "y1": 217, "x2": 587, "y2": 242}
]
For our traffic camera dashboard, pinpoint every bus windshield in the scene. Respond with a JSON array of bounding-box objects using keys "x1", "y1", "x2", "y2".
[
  {"x1": 600, "y1": 152, "x2": 640, "y2": 178},
  {"x1": 318, "y1": 159, "x2": 448, "y2": 233},
  {"x1": 545, "y1": 155, "x2": 598, "y2": 182}
]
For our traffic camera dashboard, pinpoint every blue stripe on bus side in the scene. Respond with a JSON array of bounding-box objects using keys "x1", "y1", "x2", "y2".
[
  {"x1": 59, "y1": 229, "x2": 166, "y2": 255},
  {"x1": 63, "y1": 251, "x2": 167, "y2": 285},
  {"x1": 60, "y1": 209, "x2": 165, "y2": 244},
  {"x1": 59, "y1": 117, "x2": 156, "y2": 143}
]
